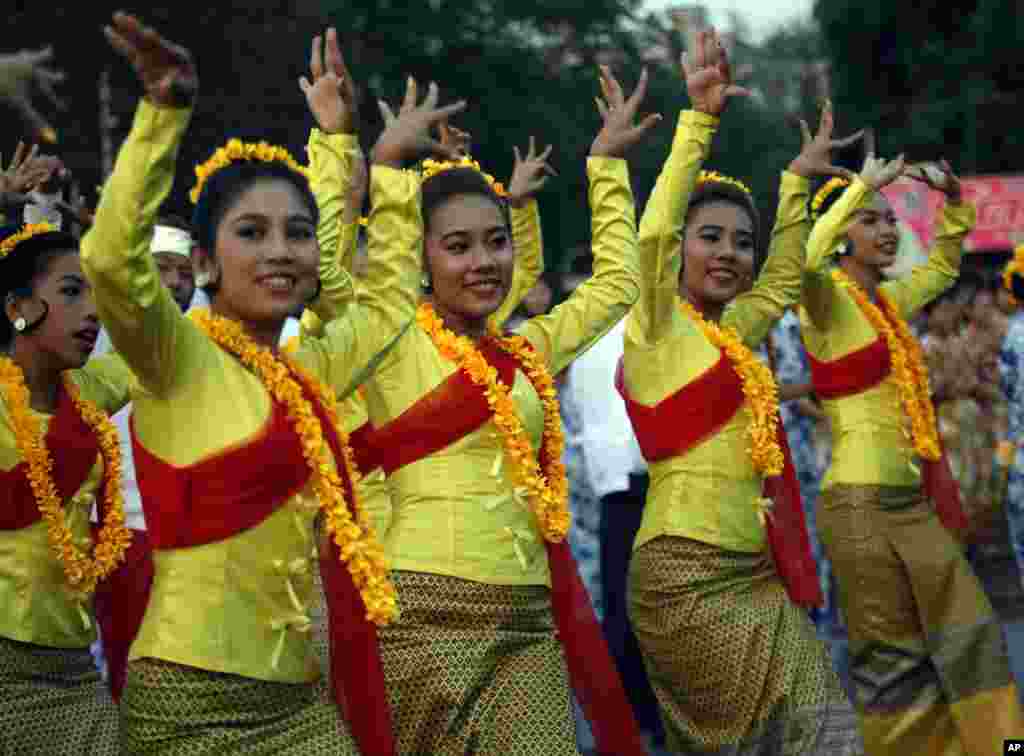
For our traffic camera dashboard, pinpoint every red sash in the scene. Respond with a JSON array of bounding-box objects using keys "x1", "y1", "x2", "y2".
[
  {"x1": 615, "y1": 354, "x2": 824, "y2": 608},
  {"x1": 133, "y1": 376, "x2": 395, "y2": 756},
  {"x1": 91, "y1": 527, "x2": 152, "y2": 702},
  {"x1": 807, "y1": 338, "x2": 968, "y2": 533},
  {"x1": 0, "y1": 381, "x2": 100, "y2": 531},
  {"x1": 354, "y1": 338, "x2": 647, "y2": 756}
]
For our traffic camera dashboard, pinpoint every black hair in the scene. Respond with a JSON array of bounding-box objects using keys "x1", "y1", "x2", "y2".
[
  {"x1": 684, "y1": 181, "x2": 763, "y2": 269},
  {"x1": 191, "y1": 161, "x2": 320, "y2": 297},
  {"x1": 421, "y1": 167, "x2": 509, "y2": 235},
  {"x1": 1011, "y1": 273, "x2": 1024, "y2": 305},
  {"x1": 0, "y1": 226, "x2": 78, "y2": 345}
]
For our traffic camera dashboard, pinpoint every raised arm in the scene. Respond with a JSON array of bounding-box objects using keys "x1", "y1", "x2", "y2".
[
  {"x1": 517, "y1": 66, "x2": 661, "y2": 374},
  {"x1": 880, "y1": 161, "x2": 976, "y2": 319},
  {"x1": 491, "y1": 137, "x2": 553, "y2": 328},
  {"x1": 300, "y1": 77, "x2": 467, "y2": 398},
  {"x1": 726, "y1": 101, "x2": 862, "y2": 346},
  {"x1": 79, "y1": 13, "x2": 195, "y2": 396},
  {"x1": 300, "y1": 28, "x2": 361, "y2": 325}
]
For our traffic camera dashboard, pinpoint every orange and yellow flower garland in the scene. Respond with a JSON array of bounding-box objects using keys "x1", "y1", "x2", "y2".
[
  {"x1": 188, "y1": 309, "x2": 397, "y2": 625},
  {"x1": 1002, "y1": 244, "x2": 1024, "y2": 307},
  {"x1": 0, "y1": 357, "x2": 131, "y2": 598},
  {"x1": 416, "y1": 303, "x2": 570, "y2": 541},
  {"x1": 831, "y1": 269, "x2": 941, "y2": 460},
  {"x1": 678, "y1": 301, "x2": 784, "y2": 477}
]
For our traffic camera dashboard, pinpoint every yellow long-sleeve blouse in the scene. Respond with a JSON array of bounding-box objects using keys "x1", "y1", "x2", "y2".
[
  {"x1": 0, "y1": 357, "x2": 135, "y2": 648},
  {"x1": 79, "y1": 100, "x2": 421, "y2": 684},
  {"x1": 299, "y1": 198, "x2": 546, "y2": 538},
  {"x1": 358, "y1": 157, "x2": 638, "y2": 587},
  {"x1": 799, "y1": 178, "x2": 976, "y2": 490},
  {"x1": 623, "y1": 110, "x2": 811, "y2": 554}
]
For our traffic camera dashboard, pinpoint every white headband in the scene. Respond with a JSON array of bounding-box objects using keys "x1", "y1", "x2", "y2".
[{"x1": 150, "y1": 225, "x2": 193, "y2": 258}]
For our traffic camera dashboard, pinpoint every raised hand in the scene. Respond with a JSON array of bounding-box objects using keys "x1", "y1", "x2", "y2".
[
  {"x1": 0, "y1": 143, "x2": 53, "y2": 196},
  {"x1": 788, "y1": 100, "x2": 863, "y2": 180},
  {"x1": 681, "y1": 28, "x2": 750, "y2": 117},
  {"x1": 373, "y1": 78, "x2": 466, "y2": 167},
  {"x1": 591, "y1": 66, "x2": 662, "y2": 158},
  {"x1": 0, "y1": 48, "x2": 65, "y2": 143},
  {"x1": 104, "y1": 12, "x2": 196, "y2": 108},
  {"x1": 438, "y1": 123, "x2": 472, "y2": 157},
  {"x1": 905, "y1": 159, "x2": 962, "y2": 202},
  {"x1": 507, "y1": 136, "x2": 556, "y2": 209},
  {"x1": 858, "y1": 132, "x2": 905, "y2": 190},
  {"x1": 299, "y1": 28, "x2": 357, "y2": 135}
]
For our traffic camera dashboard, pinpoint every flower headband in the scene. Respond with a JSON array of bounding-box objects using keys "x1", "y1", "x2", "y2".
[
  {"x1": 696, "y1": 170, "x2": 752, "y2": 196},
  {"x1": 1003, "y1": 244, "x2": 1024, "y2": 306},
  {"x1": 811, "y1": 177, "x2": 851, "y2": 221},
  {"x1": 189, "y1": 139, "x2": 308, "y2": 204},
  {"x1": 0, "y1": 223, "x2": 58, "y2": 260},
  {"x1": 420, "y1": 156, "x2": 507, "y2": 197}
]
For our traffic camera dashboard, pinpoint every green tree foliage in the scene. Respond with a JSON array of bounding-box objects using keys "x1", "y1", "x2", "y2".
[{"x1": 815, "y1": 0, "x2": 1024, "y2": 174}]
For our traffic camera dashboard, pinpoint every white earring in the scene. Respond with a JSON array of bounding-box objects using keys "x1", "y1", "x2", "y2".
[
  {"x1": 195, "y1": 272, "x2": 210, "y2": 288},
  {"x1": 13, "y1": 317, "x2": 26, "y2": 332}
]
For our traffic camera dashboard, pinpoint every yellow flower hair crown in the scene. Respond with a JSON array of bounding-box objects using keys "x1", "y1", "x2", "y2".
[
  {"x1": 696, "y1": 170, "x2": 752, "y2": 196},
  {"x1": 1003, "y1": 244, "x2": 1024, "y2": 305},
  {"x1": 190, "y1": 139, "x2": 309, "y2": 204},
  {"x1": 811, "y1": 177, "x2": 851, "y2": 220},
  {"x1": 0, "y1": 223, "x2": 58, "y2": 260},
  {"x1": 420, "y1": 156, "x2": 507, "y2": 197}
]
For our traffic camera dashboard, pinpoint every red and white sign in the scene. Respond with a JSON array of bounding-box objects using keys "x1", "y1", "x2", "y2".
[{"x1": 882, "y1": 174, "x2": 1024, "y2": 252}]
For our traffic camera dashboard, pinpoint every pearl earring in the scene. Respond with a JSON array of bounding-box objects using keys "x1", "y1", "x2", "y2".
[
  {"x1": 421, "y1": 273, "x2": 432, "y2": 292},
  {"x1": 13, "y1": 317, "x2": 26, "y2": 332},
  {"x1": 195, "y1": 272, "x2": 210, "y2": 288}
]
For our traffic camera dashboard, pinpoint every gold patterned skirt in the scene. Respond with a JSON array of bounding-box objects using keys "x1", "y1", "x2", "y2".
[
  {"x1": 120, "y1": 659, "x2": 356, "y2": 755},
  {"x1": 628, "y1": 536, "x2": 863, "y2": 755},
  {"x1": 818, "y1": 484, "x2": 1024, "y2": 756},
  {"x1": 0, "y1": 635, "x2": 119, "y2": 755}
]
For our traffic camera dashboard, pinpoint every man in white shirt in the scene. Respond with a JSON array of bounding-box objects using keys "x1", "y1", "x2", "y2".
[{"x1": 565, "y1": 318, "x2": 665, "y2": 748}]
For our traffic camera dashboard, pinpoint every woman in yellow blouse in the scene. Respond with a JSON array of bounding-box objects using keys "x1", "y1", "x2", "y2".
[
  {"x1": 83, "y1": 14, "x2": 463, "y2": 754},
  {"x1": 618, "y1": 31, "x2": 869, "y2": 754},
  {"x1": 343, "y1": 66, "x2": 659, "y2": 755},
  {"x1": 802, "y1": 159, "x2": 1023, "y2": 754},
  {"x1": 0, "y1": 221, "x2": 135, "y2": 754}
]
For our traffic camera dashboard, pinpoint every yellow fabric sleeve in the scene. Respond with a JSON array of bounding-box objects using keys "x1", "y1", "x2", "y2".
[
  {"x1": 723, "y1": 171, "x2": 811, "y2": 347},
  {"x1": 516, "y1": 156, "x2": 639, "y2": 375},
  {"x1": 491, "y1": 199, "x2": 545, "y2": 328}
]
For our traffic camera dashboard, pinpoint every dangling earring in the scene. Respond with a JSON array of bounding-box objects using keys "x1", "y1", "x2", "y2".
[
  {"x1": 195, "y1": 271, "x2": 210, "y2": 288},
  {"x1": 838, "y1": 240, "x2": 852, "y2": 257},
  {"x1": 421, "y1": 273, "x2": 432, "y2": 293},
  {"x1": 13, "y1": 317, "x2": 26, "y2": 332}
]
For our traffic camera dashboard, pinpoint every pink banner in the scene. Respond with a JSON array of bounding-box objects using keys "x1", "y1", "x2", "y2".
[{"x1": 882, "y1": 174, "x2": 1024, "y2": 253}]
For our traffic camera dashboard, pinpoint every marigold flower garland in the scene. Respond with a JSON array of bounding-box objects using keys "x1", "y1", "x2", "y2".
[
  {"x1": 678, "y1": 301, "x2": 784, "y2": 477},
  {"x1": 189, "y1": 139, "x2": 308, "y2": 204},
  {"x1": 696, "y1": 170, "x2": 752, "y2": 196},
  {"x1": 832, "y1": 269, "x2": 941, "y2": 460},
  {"x1": 1002, "y1": 244, "x2": 1024, "y2": 307},
  {"x1": 811, "y1": 177, "x2": 851, "y2": 221},
  {"x1": 416, "y1": 303, "x2": 570, "y2": 541},
  {"x1": 188, "y1": 308, "x2": 397, "y2": 625},
  {"x1": 0, "y1": 222, "x2": 57, "y2": 259},
  {"x1": 0, "y1": 357, "x2": 131, "y2": 598}
]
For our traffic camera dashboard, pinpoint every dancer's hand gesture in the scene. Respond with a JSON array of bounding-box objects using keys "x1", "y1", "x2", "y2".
[
  {"x1": 373, "y1": 78, "x2": 466, "y2": 167},
  {"x1": 858, "y1": 131, "x2": 905, "y2": 190},
  {"x1": 300, "y1": 28, "x2": 357, "y2": 135},
  {"x1": 591, "y1": 66, "x2": 662, "y2": 158},
  {"x1": 104, "y1": 12, "x2": 197, "y2": 108},
  {"x1": 788, "y1": 100, "x2": 863, "y2": 180},
  {"x1": 681, "y1": 28, "x2": 749, "y2": 117},
  {"x1": 507, "y1": 137, "x2": 556, "y2": 209},
  {"x1": 906, "y1": 159, "x2": 962, "y2": 202}
]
